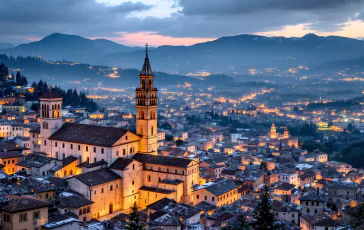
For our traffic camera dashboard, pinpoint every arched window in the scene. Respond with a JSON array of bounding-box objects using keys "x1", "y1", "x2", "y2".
[
  {"x1": 142, "y1": 79, "x2": 145, "y2": 89},
  {"x1": 42, "y1": 121, "x2": 48, "y2": 129},
  {"x1": 158, "y1": 177, "x2": 161, "y2": 182},
  {"x1": 147, "y1": 175, "x2": 151, "y2": 182},
  {"x1": 132, "y1": 164, "x2": 135, "y2": 170},
  {"x1": 140, "y1": 111, "x2": 144, "y2": 119},
  {"x1": 130, "y1": 148, "x2": 133, "y2": 153},
  {"x1": 132, "y1": 180, "x2": 135, "y2": 185},
  {"x1": 123, "y1": 149, "x2": 126, "y2": 155},
  {"x1": 70, "y1": 170, "x2": 73, "y2": 175},
  {"x1": 151, "y1": 126, "x2": 154, "y2": 135}
]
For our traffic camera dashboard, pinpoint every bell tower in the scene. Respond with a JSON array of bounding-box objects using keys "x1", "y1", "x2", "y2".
[
  {"x1": 135, "y1": 44, "x2": 158, "y2": 155},
  {"x1": 39, "y1": 90, "x2": 63, "y2": 155},
  {"x1": 270, "y1": 123, "x2": 277, "y2": 139}
]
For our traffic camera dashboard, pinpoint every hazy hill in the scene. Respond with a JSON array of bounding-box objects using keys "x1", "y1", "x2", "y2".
[
  {"x1": 3, "y1": 33, "x2": 142, "y2": 64},
  {"x1": 3, "y1": 33, "x2": 364, "y2": 74},
  {"x1": 0, "y1": 43, "x2": 14, "y2": 49},
  {"x1": 0, "y1": 55, "x2": 236, "y2": 88}
]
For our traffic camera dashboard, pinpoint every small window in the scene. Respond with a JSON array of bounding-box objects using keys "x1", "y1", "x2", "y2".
[
  {"x1": 70, "y1": 144, "x2": 73, "y2": 149},
  {"x1": 78, "y1": 145, "x2": 81, "y2": 151},
  {"x1": 94, "y1": 147, "x2": 96, "y2": 153},
  {"x1": 132, "y1": 180, "x2": 135, "y2": 185},
  {"x1": 101, "y1": 148, "x2": 104, "y2": 154},
  {"x1": 33, "y1": 211, "x2": 40, "y2": 220},
  {"x1": 197, "y1": 195, "x2": 199, "y2": 199},
  {"x1": 55, "y1": 142, "x2": 58, "y2": 147},
  {"x1": 110, "y1": 185, "x2": 113, "y2": 191},
  {"x1": 19, "y1": 213, "x2": 27, "y2": 223},
  {"x1": 116, "y1": 151, "x2": 119, "y2": 156},
  {"x1": 101, "y1": 188, "x2": 104, "y2": 193},
  {"x1": 4, "y1": 213, "x2": 10, "y2": 223},
  {"x1": 86, "y1": 146, "x2": 89, "y2": 152},
  {"x1": 62, "y1": 143, "x2": 65, "y2": 148}
]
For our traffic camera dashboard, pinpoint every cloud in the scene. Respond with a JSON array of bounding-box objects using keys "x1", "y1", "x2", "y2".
[{"x1": 0, "y1": 0, "x2": 364, "y2": 45}]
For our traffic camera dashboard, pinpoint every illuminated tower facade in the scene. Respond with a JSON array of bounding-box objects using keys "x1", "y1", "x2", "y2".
[
  {"x1": 135, "y1": 45, "x2": 158, "y2": 155},
  {"x1": 283, "y1": 127, "x2": 290, "y2": 139},
  {"x1": 39, "y1": 91, "x2": 63, "y2": 154},
  {"x1": 270, "y1": 123, "x2": 277, "y2": 139}
]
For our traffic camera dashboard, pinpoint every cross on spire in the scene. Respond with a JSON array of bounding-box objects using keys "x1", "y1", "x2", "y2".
[
  {"x1": 146, "y1": 43, "x2": 149, "y2": 55},
  {"x1": 140, "y1": 42, "x2": 153, "y2": 76}
]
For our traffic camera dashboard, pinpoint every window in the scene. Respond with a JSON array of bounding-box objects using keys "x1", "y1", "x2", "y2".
[
  {"x1": 94, "y1": 147, "x2": 96, "y2": 153},
  {"x1": 212, "y1": 197, "x2": 215, "y2": 201},
  {"x1": 123, "y1": 149, "x2": 126, "y2": 155},
  {"x1": 205, "y1": 196, "x2": 207, "y2": 200},
  {"x1": 79, "y1": 209, "x2": 83, "y2": 215},
  {"x1": 132, "y1": 164, "x2": 135, "y2": 170},
  {"x1": 55, "y1": 142, "x2": 58, "y2": 147},
  {"x1": 130, "y1": 148, "x2": 133, "y2": 153},
  {"x1": 132, "y1": 180, "x2": 135, "y2": 185},
  {"x1": 78, "y1": 145, "x2": 81, "y2": 151},
  {"x1": 70, "y1": 144, "x2": 73, "y2": 149},
  {"x1": 126, "y1": 136, "x2": 128, "y2": 141},
  {"x1": 94, "y1": 190, "x2": 96, "y2": 195},
  {"x1": 19, "y1": 213, "x2": 27, "y2": 222},
  {"x1": 62, "y1": 143, "x2": 65, "y2": 148},
  {"x1": 101, "y1": 148, "x2": 104, "y2": 154},
  {"x1": 148, "y1": 175, "x2": 151, "y2": 182},
  {"x1": 197, "y1": 195, "x2": 199, "y2": 199},
  {"x1": 101, "y1": 188, "x2": 104, "y2": 193},
  {"x1": 33, "y1": 211, "x2": 40, "y2": 220},
  {"x1": 86, "y1": 146, "x2": 89, "y2": 152},
  {"x1": 116, "y1": 151, "x2": 119, "y2": 156},
  {"x1": 110, "y1": 185, "x2": 113, "y2": 191},
  {"x1": 44, "y1": 140, "x2": 47, "y2": 146},
  {"x1": 42, "y1": 121, "x2": 48, "y2": 129},
  {"x1": 4, "y1": 213, "x2": 10, "y2": 223}
]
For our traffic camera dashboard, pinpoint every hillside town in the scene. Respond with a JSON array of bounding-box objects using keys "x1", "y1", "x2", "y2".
[{"x1": 0, "y1": 50, "x2": 363, "y2": 230}]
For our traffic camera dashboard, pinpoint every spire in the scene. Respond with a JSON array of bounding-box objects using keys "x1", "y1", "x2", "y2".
[{"x1": 140, "y1": 43, "x2": 153, "y2": 76}]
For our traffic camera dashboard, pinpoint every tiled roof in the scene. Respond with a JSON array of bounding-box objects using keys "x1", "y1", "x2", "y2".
[
  {"x1": 17, "y1": 153, "x2": 55, "y2": 168},
  {"x1": 140, "y1": 186, "x2": 175, "y2": 194},
  {"x1": 146, "y1": 197, "x2": 178, "y2": 211},
  {"x1": 0, "y1": 195, "x2": 51, "y2": 213},
  {"x1": 276, "y1": 182, "x2": 295, "y2": 191},
  {"x1": 299, "y1": 191, "x2": 326, "y2": 202},
  {"x1": 301, "y1": 213, "x2": 336, "y2": 227},
  {"x1": 109, "y1": 158, "x2": 134, "y2": 170},
  {"x1": 0, "y1": 151, "x2": 24, "y2": 159},
  {"x1": 39, "y1": 91, "x2": 63, "y2": 99},
  {"x1": 71, "y1": 168, "x2": 121, "y2": 187},
  {"x1": 203, "y1": 180, "x2": 239, "y2": 196},
  {"x1": 160, "y1": 179, "x2": 183, "y2": 185},
  {"x1": 58, "y1": 194, "x2": 94, "y2": 209},
  {"x1": 49, "y1": 123, "x2": 130, "y2": 147},
  {"x1": 77, "y1": 159, "x2": 107, "y2": 168},
  {"x1": 132, "y1": 153, "x2": 193, "y2": 168},
  {"x1": 50, "y1": 156, "x2": 78, "y2": 172}
]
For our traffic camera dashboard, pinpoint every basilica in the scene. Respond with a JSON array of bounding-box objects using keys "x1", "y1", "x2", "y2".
[{"x1": 29, "y1": 48, "x2": 200, "y2": 219}]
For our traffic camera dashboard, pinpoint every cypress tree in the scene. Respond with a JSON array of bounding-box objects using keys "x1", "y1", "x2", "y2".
[
  {"x1": 125, "y1": 203, "x2": 145, "y2": 230},
  {"x1": 251, "y1": 186, "x2": 278, "y2": 230}
]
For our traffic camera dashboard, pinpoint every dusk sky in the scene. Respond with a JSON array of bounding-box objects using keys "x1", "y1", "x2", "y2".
[{"x1": 1, "y1": 0, "x2": 364, "y2": 46}]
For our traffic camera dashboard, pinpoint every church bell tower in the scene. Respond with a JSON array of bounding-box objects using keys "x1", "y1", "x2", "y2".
[
  {"x1": 39, "y1": 90, "x2": 63, "y2": 155},
  {"x1": 135, "y1": 44, "x2": 158, "y2": 155}
]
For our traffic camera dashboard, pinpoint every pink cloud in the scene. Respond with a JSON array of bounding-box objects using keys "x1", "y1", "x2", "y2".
[{"x1": 91, "y1": 31, "x2": 216, "y2": 46}]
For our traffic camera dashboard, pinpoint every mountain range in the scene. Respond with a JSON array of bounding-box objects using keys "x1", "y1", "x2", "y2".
[{"x1": 2, "y1": 32, "x2": 364, "y2": 74}]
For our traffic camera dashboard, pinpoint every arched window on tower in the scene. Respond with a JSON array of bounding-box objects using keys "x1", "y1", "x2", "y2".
[
  {"x1": 140, "y1": 111, "x2": 144, "y2": 119},
  {"x1": 142, "y1": 79, "x2": 146, "y2": 89},
  {"x1": 43, "y1": 121, "x2": 48, "y2": 129},
  {"x1": 151, "y1": 126, "x2": 154, "y2": 135},
  {"x1": 149, "y1": 79, "x2": 152, "y2": 89}
]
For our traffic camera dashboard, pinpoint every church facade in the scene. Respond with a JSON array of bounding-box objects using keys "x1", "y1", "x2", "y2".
[{"x1": 29, "y1": 48, "x2": 199, "y2": 218}]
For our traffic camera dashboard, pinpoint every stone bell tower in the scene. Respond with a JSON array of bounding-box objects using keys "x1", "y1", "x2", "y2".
[
  {"x1": 39, "y1": 90, "x2": 63, "y2": 155},
  {"x1": 135, "y1": 44, "x2": 158, "y2": 155}
]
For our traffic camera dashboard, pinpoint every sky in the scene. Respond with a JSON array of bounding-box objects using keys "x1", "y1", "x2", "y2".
[{"x1": 1, "y1": 0, "x2": 364, "y2": 46}]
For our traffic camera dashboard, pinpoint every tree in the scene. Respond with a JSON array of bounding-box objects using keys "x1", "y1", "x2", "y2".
[
  {"x1": 31, "y1": 103, "x2": 39, "y2": 112},
  {"x1": 251, "y1": 186, "x2": 279, "y2": 230},
  {"x1": 176, "y1": 139, "x2": 184, "y2": 146},
  {"x1": 15, "y1": 71, "x2": 21, "y2": 84},
  {"x1": 125, "y1": 203, "x2": 145, "y2": 230},
  {"x1": 165, "y1": 134, "x2": 174, "y2": 141},
  {"x1": 260, "y1": 161, "x2": 267, "y2": 170},
  {"x1": 224, "y1": 211, "x2": 250, "y2": 230}
]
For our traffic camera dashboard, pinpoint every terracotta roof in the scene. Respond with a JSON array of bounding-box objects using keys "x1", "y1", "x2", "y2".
[
  {"x1": 109, "y1": 158, "x2": 134, "y2": 170},
  {"x1": 146, "y1": 197, "x2": 178, "y2": 211},
  {"x1": 70, "y1": 168, "x2": 121, "y2": 187},
  {"x1": 0, "y1": 195, "x2": 51, "y2": 213},
  {"x1": 132, "y1": 153, "x2": 193, "y2": 168},
  {"x1": 0, "y1": 151, "x2": 24, "y2": 159},
  {"x1": 17, "y1": 153, "x2": 56, "y2": 168},
  {"x1": 203, "y1": 180, "x2": 239, "y2": 196},
  {"x1": 301, "y1": 213, "x2": 337, "y2": 227},
  {"x1": 49, "y1": 123, "x2": 130, "y2": 147},
  {"x1": 58, "y1": 194, "x2": 94, "y2": 209},
  {"x1": 276, "y1": 182, "x2": 295, "y2": 191},
  {"x1": 140, "y1": 186, "x2": 175, "y2": 194},
  {"x1": 39, "y1": 91, "x2": 63, "y2": 99}
]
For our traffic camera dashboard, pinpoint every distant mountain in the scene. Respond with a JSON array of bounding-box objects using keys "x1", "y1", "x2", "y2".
[
  {"x1": 105, "y1": 33, "x2": 364, "y2": 74},
  {"x1": 0, "y1": 43, "x2": 14, "y2": 49},
  {"x1": 3, "y1": 33, "x2": 364, "y2": 74},
  {"x1": 3, "y1": 33, "x2": 142, "y2": 64}
]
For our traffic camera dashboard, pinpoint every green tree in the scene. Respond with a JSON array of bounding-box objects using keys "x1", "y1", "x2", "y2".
[
  {"x1": 15, "y1": 71, "x2": 21, "y2": 84},
  {"x1": 251, "y1": 186, "x2": 278, "y2": 230},
  {"x1": 224, "y1": 211, "x2": 250, "y2": 230},
  {"x1": 125, "y1": 203, "x2": 145, "y2": 230},
  {"x1": 176, "y1": 139, "x2": 184, "y2": 146},
  {"x1": 165, "y1": 134, "x2": 174, "y2": 141},
  {"x1": 31, "y1": 103, "x2": 39, "y2": 112},
  {"x1": 260, "y1": 161, "x2": 267, "y2": 170}
]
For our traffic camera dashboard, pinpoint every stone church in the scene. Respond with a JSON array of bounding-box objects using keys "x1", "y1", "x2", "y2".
[{"x1": 29, "y1": 48, "x2": 200, "y2": 219}]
